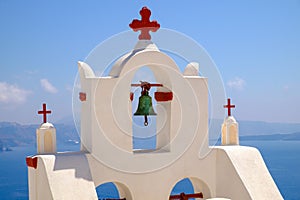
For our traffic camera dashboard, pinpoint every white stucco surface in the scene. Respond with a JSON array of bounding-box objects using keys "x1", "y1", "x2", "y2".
[{"x1": 28, "y1": 153, "x2": 97, "y2": 200}]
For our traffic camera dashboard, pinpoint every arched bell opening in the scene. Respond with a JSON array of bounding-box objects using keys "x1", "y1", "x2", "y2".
[
  {"x1": 131, "y1": 66, "x2": 157, "y2": 151},
  {"x1": 95, "y1": 181, "x2": 132, "y2": 200},
  {"x1": 169, "y1": 177, "x2": 211, "y2": 200},
  {"x1": 129, "y1": 63, "x2": 174, "y2": 153}
]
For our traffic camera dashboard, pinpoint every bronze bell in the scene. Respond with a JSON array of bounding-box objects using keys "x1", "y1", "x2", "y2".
[{"x1": 134, "y1": 83, "x2": 156, "y2": 126}]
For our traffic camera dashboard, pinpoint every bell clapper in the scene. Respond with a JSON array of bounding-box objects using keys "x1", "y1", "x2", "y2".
[{"x1": 144, "y1": 115, "x2": 148, "y2": 126}]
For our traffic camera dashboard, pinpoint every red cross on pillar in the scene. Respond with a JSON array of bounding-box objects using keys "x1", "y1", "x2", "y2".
[
  {"x1": 38, "y1": 103, "x2": 51, "y2": 123},
  {"x1": 129, "y1": 6, "x2": 160, "y2": 40},
  {"x1": 224, "y1": 98, "x2": 235, "y2": 116}
]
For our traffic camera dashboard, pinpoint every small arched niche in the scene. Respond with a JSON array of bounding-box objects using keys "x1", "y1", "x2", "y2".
[
  {"x1": 169, "y1": 177, "x2": 211, "y2": 199},
  {"x1": 44, "y1": 131, "x2": 53, "y2": 153},
  {"x1": 96, "y1": 181, "x2": 132, "y2": 200}
]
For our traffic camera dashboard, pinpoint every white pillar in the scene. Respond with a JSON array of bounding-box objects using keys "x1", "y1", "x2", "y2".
[
  {"x1": 221, "y1": 116, "x2": 239, "y2": 145},
  {"x1": 36, "y1": 122, "x2": 56, "y2": 154}
]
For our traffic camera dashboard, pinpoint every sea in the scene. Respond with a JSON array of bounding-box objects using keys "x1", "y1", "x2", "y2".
[{"x1": 0, "y1": 140, "x2": 299, "y2": 200}]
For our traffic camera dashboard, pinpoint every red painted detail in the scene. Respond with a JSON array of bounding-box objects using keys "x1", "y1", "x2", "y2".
[
  {"x1": 130, "y1": 92, "x2": 134, "y2": 101},
  {"x1": 38, "y1": 103, "x2": 51, "y2": 123},
  {"x1": 129, "y1": 7, "x2": 160, "y2": 40},
  {"x1": 26, "y1": 157, "x2": 38, "y2": 169},
  {"x1": 105, "y1": 198, "x2": 126, "y2": 200},
  {"x1": 224, "y1": 98, "x2": 235, "y2": 116},
  {"x1": 79, "y1": 92, "x2": 87, "y2": 102},
  {"x1": 155, "y1": 92, "x2": 173, "y2": 102},
  {"x1": 169, "y1": 192, "x2": 203, "y2": 199}
]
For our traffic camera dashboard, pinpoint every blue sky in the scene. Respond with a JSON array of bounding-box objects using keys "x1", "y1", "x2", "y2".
[{"x1": 0, "y1": 0, "x2": 299, "y2": 124}]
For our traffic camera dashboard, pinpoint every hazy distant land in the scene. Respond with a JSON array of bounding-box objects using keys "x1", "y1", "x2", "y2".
[
  {"x1": 0, "y1": 122, "x2": 79, "y2": 150},
  {"x1": 1, "y1": 120, "x2": 300, "y2": 150},
  {"x1": 240, "y1": 132, "x2": 300, "y2": 141}
]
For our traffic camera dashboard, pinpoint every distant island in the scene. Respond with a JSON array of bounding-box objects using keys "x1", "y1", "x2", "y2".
[
  {"x1": 0, "y1": 147, "x2": 12, "y2": 152},
  {"x1": 0, "y1": 142, "x2": 12, "y2": 152}
]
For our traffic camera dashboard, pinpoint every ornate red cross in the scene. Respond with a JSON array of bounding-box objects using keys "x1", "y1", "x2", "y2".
[
  {"x1": 224, "y1": 98, "x2": 235, "y2": 116},
  {"x1": 129, "y1": 7, "x2": 160, "y2": 40},
  {"x1": 38, "y1": 103, "x2": 51, "y2": 123}
]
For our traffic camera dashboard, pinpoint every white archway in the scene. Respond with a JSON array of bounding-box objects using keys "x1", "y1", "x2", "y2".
[
  {"x1": 169, "y1": 177, "x2": 211, "y2": 199},
  {"x1": 95, "y1": 181, "x2": 132, "y2": 200}
]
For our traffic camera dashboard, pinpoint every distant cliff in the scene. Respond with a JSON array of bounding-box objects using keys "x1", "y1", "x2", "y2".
[
  {"x1": 1, "y1": 120, "x2": 300, "y2": 148},
  {"x1": 0, "y1": 122, "x2": 79, "y2": 148},
  {"x1": 209, "y1": 119, "x2": 300, "y2": 136},
  {"x1": 240, "y1": 132, "x2": 300, "y2": 141}
]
